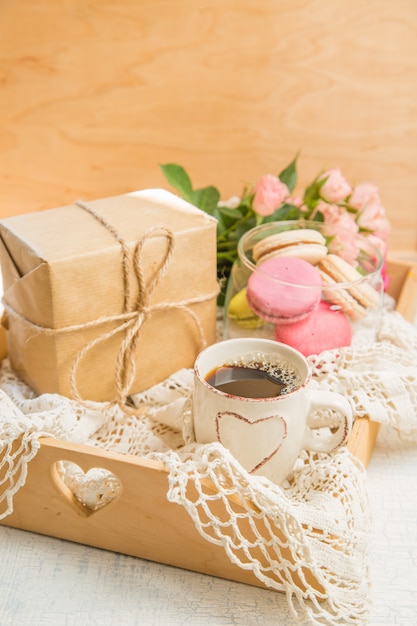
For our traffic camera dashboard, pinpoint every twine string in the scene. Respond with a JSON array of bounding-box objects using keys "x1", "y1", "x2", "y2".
[
  {"x1": 2, "y1": 201, "x2": 219, "y2": 411},
  {"x1": 75, "y1": 200, "x2": 133, "y2": 311}
]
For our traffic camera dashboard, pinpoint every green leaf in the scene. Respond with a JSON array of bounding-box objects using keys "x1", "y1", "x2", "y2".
[
  {"x1": 312, "y1": 211, "x2": 324, "y2": 223},
  {"x1": 303, "y1": 175, "x2": 326, "y2": 207},
  {"x1": 233, "y1": 215, "x2": 257, "y2": 240},
  {"x1": 217, "y1": 205, "x2": 244, "y2": 219},
  {"x1": 264, "y1": 203, "x2": 301, "y2": 223},
  {"x1": 193, "y1": 186, "x2": 221, "y2": 215},
  {"x1": 239, "y1": 188, "x2": 254, "y2": 208},
  {"x1": 278, "y1": 153, "x2": 299, "y2": 192},
  {"x1": 159, "y1": 163, "x2": 194, "y2": 203},
  {"x1": 212, "y1": 206, "x2": 229, "y2": 233}
]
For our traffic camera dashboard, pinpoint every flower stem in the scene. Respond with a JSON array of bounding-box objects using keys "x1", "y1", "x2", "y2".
[
  {"x1": 216, "y1": 209, "x2": 254, "y2": 242},
  {"x1": 217, "y1": 240, "x2": 239, "y2": 250},
  {"x1": 217, "y1": 251, "x2": 237, "y2": 261}
]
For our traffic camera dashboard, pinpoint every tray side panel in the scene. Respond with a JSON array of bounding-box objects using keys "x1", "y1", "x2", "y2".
[{"x1": 1, "y1": 438, "x2": 324, "y2": 594}]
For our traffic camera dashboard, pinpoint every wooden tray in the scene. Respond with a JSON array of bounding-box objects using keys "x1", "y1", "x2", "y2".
[{"x1": 1, "y1": 256, "x2": 417, "y2": 593}]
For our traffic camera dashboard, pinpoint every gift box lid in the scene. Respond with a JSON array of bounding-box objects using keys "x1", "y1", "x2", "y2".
[{"x1": 0, "y1": 189, "x2": 218, "y2": 328}]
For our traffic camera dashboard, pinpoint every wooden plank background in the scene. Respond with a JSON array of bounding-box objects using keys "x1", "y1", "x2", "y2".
[{"x1": 0, "y1": 0, "x2": 416, "y2": 254}]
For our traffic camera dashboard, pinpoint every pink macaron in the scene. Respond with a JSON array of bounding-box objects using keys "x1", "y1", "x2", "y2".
[
  {"x1": 274, "y1": 300, "x2": 352, "y2": 356},
  {"x1": 246, "y1": 256, "x2": 322, "y2": 324}
]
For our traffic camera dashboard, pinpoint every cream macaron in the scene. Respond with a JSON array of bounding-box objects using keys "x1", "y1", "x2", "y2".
[
  {"x1": 318, "y1": 254, "x2": 381, "y2": 319},
  {"x1": 252, "y1": 228, "x2": 328, "y2": 266}
]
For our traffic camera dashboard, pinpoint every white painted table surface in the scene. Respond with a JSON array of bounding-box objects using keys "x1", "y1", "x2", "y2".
[{"x1": 0, "y1": 282, "x2": 416, "y2": 626}]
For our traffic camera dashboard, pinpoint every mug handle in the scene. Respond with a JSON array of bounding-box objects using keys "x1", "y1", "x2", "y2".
[{"x1": 303, "y1": 390, "x2": 353, "y2": 453}]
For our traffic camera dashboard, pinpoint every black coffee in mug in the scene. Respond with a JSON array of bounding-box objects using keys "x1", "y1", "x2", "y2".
[{"x1": 205, "y1": 353, "x2": 302, "y2": 399}]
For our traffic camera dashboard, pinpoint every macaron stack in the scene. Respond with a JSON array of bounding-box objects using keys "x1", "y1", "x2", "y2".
[
  {"x1": 228, "y1": 227, "x2": 381, "y2": 356},
  {"x1": 318, "y1": 254, "x2": 381, "y2": 320}
]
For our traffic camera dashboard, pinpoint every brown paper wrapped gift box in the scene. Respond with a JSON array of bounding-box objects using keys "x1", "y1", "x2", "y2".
[{"x1": 0, "y1": 189, "x2": 218, "y2": 402}]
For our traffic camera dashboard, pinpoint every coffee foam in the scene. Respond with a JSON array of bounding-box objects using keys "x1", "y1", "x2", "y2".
[{"x1": 223, "y1": 351, "x2": 302, "y2": 395}]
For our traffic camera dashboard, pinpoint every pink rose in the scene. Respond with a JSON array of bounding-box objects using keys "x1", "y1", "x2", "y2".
[
  {"x1": 349, "y1": 182, "x2": 390, "y2": 242},
  {"x1": 288, "y1": 194, "x2": 303, "y2": 208},
  {"x1": 366, "y1": 233, "x2": 388, "y2": 262},
  {"x1": 349, "y1": 183, "x2": 381, "y2": 210},
  {"x1": 357, "y1": 202, "x2": 390, "y2": 243},
  {"x1": 319, "y1": 201, "x2": 360, "y2": 265},
  {"x1": 319, "y1": 168, "x2": 352, "y2": 203},
  {"x1": 252, "y1": 174, "x2": 289, "y2": 217}
]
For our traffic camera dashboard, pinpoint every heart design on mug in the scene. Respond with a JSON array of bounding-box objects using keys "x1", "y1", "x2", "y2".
[
  {"x1": 215, "y1": 411, "x2": 287, "y2": 473},
  {"x1": 51, "y1": 461, "x2": 122, "y2": 517}
]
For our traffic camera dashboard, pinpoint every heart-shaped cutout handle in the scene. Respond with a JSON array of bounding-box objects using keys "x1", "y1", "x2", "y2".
[{"x1": 51, "y1": 460, "x2": 122, "y2": 517}]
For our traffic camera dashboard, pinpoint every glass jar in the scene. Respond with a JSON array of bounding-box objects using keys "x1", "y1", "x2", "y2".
[{"x1": 223, "y1": 220, "x2": 384, "y2": 355}]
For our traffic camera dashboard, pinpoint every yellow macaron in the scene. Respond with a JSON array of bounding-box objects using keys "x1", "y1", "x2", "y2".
[{"x1": 227, "y1": 288, "x2": 265, "y2": 329}]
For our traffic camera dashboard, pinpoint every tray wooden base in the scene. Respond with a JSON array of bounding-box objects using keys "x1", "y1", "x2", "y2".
[{"x1": 1, "y1": 256, "x2": 416, "y2": 593}]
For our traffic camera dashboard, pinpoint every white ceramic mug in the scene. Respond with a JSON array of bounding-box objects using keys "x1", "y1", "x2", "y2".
[{"x1": 192, "y1": 338, "x2": 352, "y2": 485}]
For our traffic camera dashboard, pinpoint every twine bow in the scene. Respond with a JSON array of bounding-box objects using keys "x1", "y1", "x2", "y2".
[{"x1": 2, "y1": 200, "x2": 219, "y2": 413}]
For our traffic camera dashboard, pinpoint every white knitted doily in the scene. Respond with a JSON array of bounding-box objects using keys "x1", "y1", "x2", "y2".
[{"x1": 1, "y1": 308, "x2": 417, "y2": 626}]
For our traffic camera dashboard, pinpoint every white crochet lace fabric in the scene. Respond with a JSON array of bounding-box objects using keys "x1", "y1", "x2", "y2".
[
  {"x1": 153, "y1": 443, "x2": 370, "y2": 625},
  {"x1": 1, "y1": 309, "x2": 417, "y2": 626}
]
